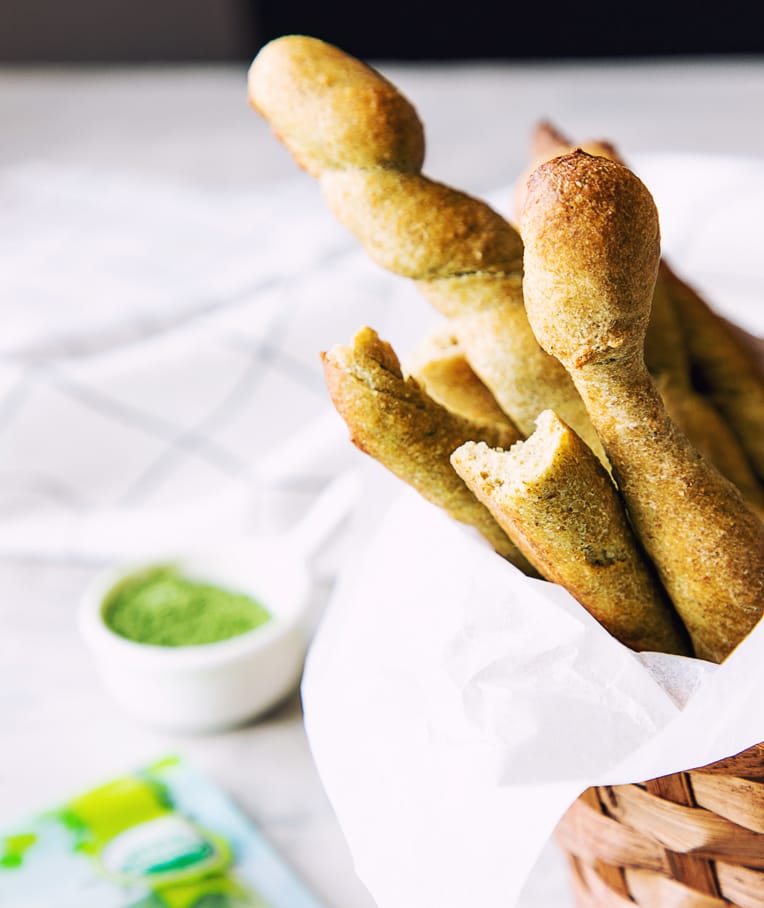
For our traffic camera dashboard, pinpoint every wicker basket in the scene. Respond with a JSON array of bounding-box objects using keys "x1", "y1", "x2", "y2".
[{"x1": 555, "y1": 742, "x2": 764, "y2": 906}]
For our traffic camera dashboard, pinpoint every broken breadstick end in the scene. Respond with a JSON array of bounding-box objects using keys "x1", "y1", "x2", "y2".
[
  {"x1": 321, "y1": 326, "x2": 535, "y2": 574},
  {"x1": 452, "y1": 410, "x2": 692, "y2": 656}
]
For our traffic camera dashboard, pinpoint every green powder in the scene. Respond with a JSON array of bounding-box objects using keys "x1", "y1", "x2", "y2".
[
  {"x1": 103, "y1": 565, "x2": 271, "y2": 647},
  {"x1": 0, "y1": 833, "x2": 37, "y2": 869}
]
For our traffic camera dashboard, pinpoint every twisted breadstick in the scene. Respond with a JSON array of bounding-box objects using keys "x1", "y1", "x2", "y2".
[
  {"x1": 321, "y1": 327, "x2": 535, "y2": 574},
  {"x1": 521, "y1": 150, "x2": 764, "y2": 662},
  {"x1": 452, "y1": 412, "x2": 691, "y2": 655},
  {"x1": 249, "y1": 36, "x2": 606, "y2": 465},
  {"x1": 515, "y1": 122, "x2": 764, "y2": 508}
]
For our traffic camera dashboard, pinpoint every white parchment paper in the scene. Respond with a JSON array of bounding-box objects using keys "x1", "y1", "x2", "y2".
[{"x1": 303, "y1": 488, "x2": 764, "y2": 908}]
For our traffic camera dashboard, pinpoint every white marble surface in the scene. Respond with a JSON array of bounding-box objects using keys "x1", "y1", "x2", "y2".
[
  {"x1": 5, "y1": 58, "x2": 764, "y2": 196},
  {"x1": 3, "y1": 55, "x2": 764, "y2": 907}
]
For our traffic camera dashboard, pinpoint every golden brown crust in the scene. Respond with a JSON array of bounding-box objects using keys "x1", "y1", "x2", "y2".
[
  {"x1": 520, "y1": 151, "x2": 764, "y2": 662},
  {"x1": 522, "y1": 151, "x2": 661, "y2": 369},
  {"x1": 516, "y1": 125, "x2": 689, "y2": 385},
  {"x1": 514, "y1": 121, "x2": 618, "y2": 219},
  {"x1": 248, "y1": 36, "x2": 608, "y2": 465},
  {"x1": 451, "y1": 413, "x2": 691, "y2": 655},
  {"x1": 516, "y1": 124, "x2": 764, "y2": 506},
  {"x1": 248, "y1": 35, "x2": 425, "y2": 178},
  {"x1": 321, "y1": 168, "x2": 524, "y2": 278},
  {"x1": 321, "y1": 327, "x2": 535, "y2": 573}
]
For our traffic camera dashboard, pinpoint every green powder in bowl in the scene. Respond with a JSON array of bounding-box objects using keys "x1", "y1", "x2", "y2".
[{"x1": 103, "y1": 565, "x2": 271, "y2": 647}]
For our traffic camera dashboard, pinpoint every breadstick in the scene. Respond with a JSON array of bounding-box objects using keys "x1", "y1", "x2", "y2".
[
  {"x1": 520, "y1": 150, "x2": 764, "y2": 663},
  {"x1": 663, "y1": 262, "x2": 764, "y2": 483},
  {"x1": 515, "y1": 122, "x2": 764, "y2": 508},
  {"x1": 513, "y1": 120, "x2": 616, "y2": 217},
  {"x1": 647, "y1": 269, "x2": 764, "y2": 510},
  {"x1": 530, "y1": 121, "x2": 618, "y2": 167},
  {"x1": 406, "y1": 324, "x2": 519, "y2": 429},
  {"x1": 249, "y1": 36, "x2": 607, "y2": 466},
  {"x1": 451, "y1": 412, "x2": 691, "y2": 655},
  {"x1": 321, "y1": 326, "x2": 535, "y2": 574}
]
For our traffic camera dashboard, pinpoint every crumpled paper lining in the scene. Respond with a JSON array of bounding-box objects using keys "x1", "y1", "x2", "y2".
[{"x1": 303, "y1": 488, "x2": 764, "y2": 907}]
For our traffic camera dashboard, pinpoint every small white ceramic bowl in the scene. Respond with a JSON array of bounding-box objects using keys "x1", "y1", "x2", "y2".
[{"x1": 79, "y1": 542, "x2": 312, "y2": 734}]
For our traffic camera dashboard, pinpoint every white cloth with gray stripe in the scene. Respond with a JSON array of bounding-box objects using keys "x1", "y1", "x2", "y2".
[
  {"x1": 0, "y1": 163, "x2": 435, "y2": 564},
  {"x1": 3, "y1": 154, "x2": 762, "y2": 567}
]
